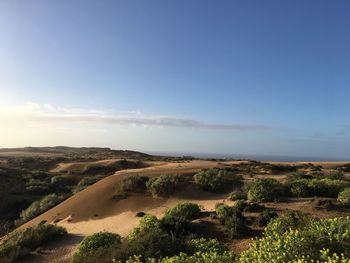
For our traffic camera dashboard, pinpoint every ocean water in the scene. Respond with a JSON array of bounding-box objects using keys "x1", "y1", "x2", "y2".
[{"x1": 147, "y1": 151, "x2": 350, "y2": 162}]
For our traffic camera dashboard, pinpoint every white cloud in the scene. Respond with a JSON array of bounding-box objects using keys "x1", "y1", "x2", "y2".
[{"x1": 0, "y1": 102, "x2": 273, "y2": 131}]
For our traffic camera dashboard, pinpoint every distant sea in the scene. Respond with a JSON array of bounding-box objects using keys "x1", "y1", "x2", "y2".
[{"x1": 147, "y1": 151, "x2": 350, "y2": 162}]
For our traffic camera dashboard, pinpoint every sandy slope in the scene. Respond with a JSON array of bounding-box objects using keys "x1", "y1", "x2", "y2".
[{"x1": 21, "y1": 160, "x2": 227, "y2": 234}]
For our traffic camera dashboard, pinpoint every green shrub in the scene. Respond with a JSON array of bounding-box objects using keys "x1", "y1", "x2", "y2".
[
  {"x1": 16, "y1": 194, "x2": 64, "y2": 225},
  {"x1": 338, "y1": 188, "x2": 350, "y2": 206},
  {"x1": 73, "y1": 232, "x2": 121, "y2": 263},
  {"x1": 194, "y1": 169, "x2": 241, "y2": 192},
  {"x1": 164, "y1": 203, "x2": 201, "y2": 220},
  {"x1": 308, "y1": 179, "x2": 350, "y2": 197},
  {"x1": 146, "y1": 174, "x2": 183, "y2": 197},
  {"x1": 289, "y1": 179, "x2": 310, "y2": 197},
  {"x1": 264, "y1": 210, "x2": 309, "y2": 237},
  {"x1": 117, "y1": 238, "x2": 237, "y2": 263},
  {"x1": 119, "y1": 175, "x2": 149, "y2": 192},
  {"x1": 228, "y1": 191, "x2": 247, "y2": 201},
  {"x1": 233, "y1": 200, "x2": 248, "y2": 212},
  {"x1": 129, "y1": 215, "x2": 161, "y2": 241},
  {"x1": 256, "y1": 209, "x2": 278, "y2": 226},
  {"x1": 215, "y1": 204, "x2": 241, "y2": 224},
  {"x1": 160, "y1": 215, "x2": 192, "y2": 237},
  {"x1": 115, "y1": 217, "x2": 184, "y2": 261},
  {"x1": 224, "y1": 215, "x2": 249, "y2": 239},
  {"x1": 240, "y1": 217, "x2": 350, "y2": 262},
  {"x1": 0, "y1": 223, "x2": 66, "y2": 263},
  {"x1": 322, "y1": 170, "x2": 345, "y2": 180},
  {"x1": 187, "y1": 238, "x2": 227, "y2": 254},
  {"x1": 247, "y1": 178, "x2": 285, "y2": 202}
]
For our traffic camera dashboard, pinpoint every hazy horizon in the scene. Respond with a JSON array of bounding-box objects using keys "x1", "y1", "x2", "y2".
[{"x1": 1, "y1": 1, "x2": 350, "y2": 159}]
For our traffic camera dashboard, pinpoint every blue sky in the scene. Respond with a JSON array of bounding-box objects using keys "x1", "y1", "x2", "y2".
[{"x1": 0, "y1": 1, "x2": 350, "y2": 159}]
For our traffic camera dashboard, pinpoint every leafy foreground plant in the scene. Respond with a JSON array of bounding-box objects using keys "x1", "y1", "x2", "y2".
[
  {"x1": 72, "y1": 232, "x2": 121, "y2": 263},
  {"x1": 0, "y1": 223, "x2": 67, "y2": 263},
  {"x1": 240, "y1": 216, "x2": 350, "y2": 263}
]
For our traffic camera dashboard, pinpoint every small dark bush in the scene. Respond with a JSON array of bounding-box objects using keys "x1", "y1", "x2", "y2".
[
  {"x1": 228, "y1": 191, "x2": 247, "y2": 201},
  {"x1": 234, "y1": 200, "x2": 248, "y2": 212},
  {"x1": 256, "y1": 209, "x2": 278, "y2": 226},
  {"x1": 119, "y1": 175, "x2": 149, "y2": 192},
  {"x1": 146, "y1": 174, "x2": 184, "y2": 197},
  {"x1": 160, "y1": 215, "x2": 192, "y2": 237},
  {"x1": 243, "y1": 203, "x2": 266, "y2": 212},
  {"x1": 248, "y1": 178, "x2": 285, "y2": 202},
  {"x1": 215, "y1": 204, "x2": 242, "y2": 224},
  {"x1": 224, "y1": 215, "x2": 250, "y2": 239}
]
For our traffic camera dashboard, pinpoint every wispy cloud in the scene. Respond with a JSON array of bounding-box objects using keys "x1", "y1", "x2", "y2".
[{"x1": 0, "y1": 102, "x2": 273, "y2": 131}]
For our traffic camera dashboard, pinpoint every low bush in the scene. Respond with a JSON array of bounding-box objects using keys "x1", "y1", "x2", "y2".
[
  {"x1": 194, "y1": 169, "x2": 241, "y2": 192},
  {"x1": 119, "y1": 175, "x2": 149, "y2": 192},
  {"x1": 16, "y1": 194, "x2": 64, "y2": 225},
  {"x1": 0, "y1": 223, "x2": 66, "y2": 263},
  {"x1": 146, "y1": 174, "x2": 184, "y2": 197},
  {"x1": 164, "y1": 203, "x2": 201, "y2": 220},
  {"x1": 338, "y1": 188, "x2": 350, "y2": 207},
  {"x1": 72, "y1": 232, "x2": 121, "y2": 263},
  {"x1": 247, "y1": 178, "x2": 285, "y2": 202}
]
